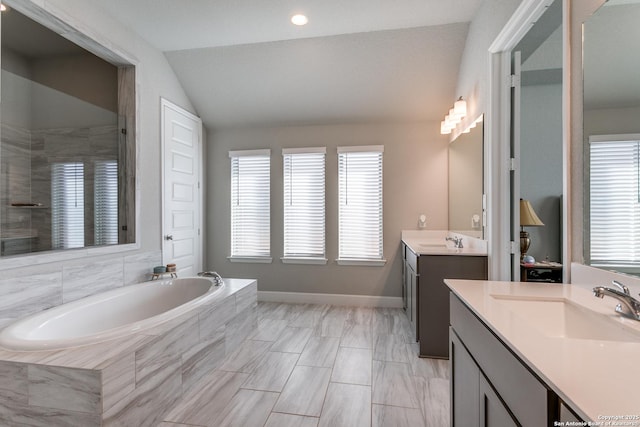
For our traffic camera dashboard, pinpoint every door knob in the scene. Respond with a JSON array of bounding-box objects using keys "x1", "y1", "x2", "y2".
[{"x1": 165, "y1": 234, "x2": 173, "y2": 240}]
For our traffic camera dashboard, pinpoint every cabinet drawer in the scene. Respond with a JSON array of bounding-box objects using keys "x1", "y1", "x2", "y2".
[
  {"x1": 405, "y1": 246, "x2": 418, "y2": 272},
  {"x1": 450, "y1": 294, "x2": 550, "y2": 427}
]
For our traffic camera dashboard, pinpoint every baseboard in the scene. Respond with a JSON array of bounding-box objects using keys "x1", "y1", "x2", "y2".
[{"x1": 257, "y1": 291, "x2": 403, "y2": 308}]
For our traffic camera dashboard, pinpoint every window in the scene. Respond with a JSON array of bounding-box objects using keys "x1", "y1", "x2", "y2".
[
  {"x1": 283, "y1": 148, "x2": 326, "y2": 263},
  {"x1": 338, "y1": 145, "x2": 384, "y2": 265},
  {"x1": 589, "y1": 136, "x2": 640, "y2": 267},
  {"x1": 229, "y1": 149, "x2": 271, "y2": 261},
  {"x1": 51, "y1": 162, "x2": 85, "y2": 249},
  {"x1": 94, "y1": 160, "x2": 119, "y2": 245}
]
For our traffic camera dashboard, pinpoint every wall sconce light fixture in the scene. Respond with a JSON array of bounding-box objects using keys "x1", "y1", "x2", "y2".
[{"x1": 440, "y1": 97, "x2": 467, "y2": 134}]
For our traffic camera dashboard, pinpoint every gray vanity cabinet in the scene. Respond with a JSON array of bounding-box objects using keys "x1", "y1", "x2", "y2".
[
  {"x1": 450, "y1": 294, "x2": 585, "y2": 427},
  {"x1": 418, "y1": 254, "x2": 487, "y2": 358},
  {"x1": 402, "y1": 244, "x2": 419, "y2": 341},
  {"x1": 401, "y1": 242, "x2": 487, "y2": 357}
]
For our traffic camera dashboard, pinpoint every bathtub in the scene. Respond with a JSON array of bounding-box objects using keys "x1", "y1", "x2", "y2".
[{"x1": 0, "y1": 276, "x2": 224, "y2": 351}]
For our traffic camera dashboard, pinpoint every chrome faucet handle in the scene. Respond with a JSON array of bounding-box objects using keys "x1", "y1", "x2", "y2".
[
  {"x1": 197, "y1": 271, "x2": 223, "y2": 285},
  {"x1": 612, "y1": 280, "x2": 630, "y2": 295}
]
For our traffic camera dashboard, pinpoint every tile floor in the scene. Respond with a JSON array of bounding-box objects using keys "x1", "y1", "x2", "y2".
[{"x1": 159, "y1": 302, "x2": 450, "y2": 427}]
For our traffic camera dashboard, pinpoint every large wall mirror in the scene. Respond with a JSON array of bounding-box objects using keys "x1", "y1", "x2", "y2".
[
  {"x1": 583, "y1": 0, "x2": 640, "y2": 275},
  {"x1": 0, "y1": 2, "x2": 136, "y2": 259},
  {"x1": 448, "y1": 117, "x2": 484, "y2": 238}
]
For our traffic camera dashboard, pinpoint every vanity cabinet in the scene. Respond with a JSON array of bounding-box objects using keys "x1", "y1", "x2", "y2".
[
  {"x1": 450, "y1": 294, "x2": 584, "y2": 427},
  {"x1": 402, "y1": 244, "x2": 419, "y2": 340},
  {"x1": 401, "y1": 242, "x2": 487, "y2": 358}
]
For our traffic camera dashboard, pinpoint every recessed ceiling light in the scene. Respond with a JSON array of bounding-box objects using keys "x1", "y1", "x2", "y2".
[
  {"x1": 0, "y1": 4, "x2": 7, "y2": 12},
  {"x1": 291, "y1": 14, "x2": 308, "y2": 26}
]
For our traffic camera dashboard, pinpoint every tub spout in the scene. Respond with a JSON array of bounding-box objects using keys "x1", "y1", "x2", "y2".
[{"x1": 198, "y1": 271, "x2": 223, "y2": 286}]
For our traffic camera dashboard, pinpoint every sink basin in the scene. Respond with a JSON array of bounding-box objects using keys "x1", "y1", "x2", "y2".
[
  {"x1": 492, "y1": 296, "x2": 640, "y2": 342},
  {"x1": 419, "y1": 243, "x2": 447, "y2": 248}
]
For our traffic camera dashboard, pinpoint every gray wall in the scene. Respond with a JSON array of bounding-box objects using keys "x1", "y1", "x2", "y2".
[
  {"x1": 0, "y1": 0, "x2": 196, "y2": 325},
  {"x1": 520, "y1": 83, "x2": 563, "y2": 262},
  {"x1": 455, "y1": 0, "x2": 523, "y2": 123},
  {"x1": 206, "y1": 122, "x2": 449, "y2": 297}
]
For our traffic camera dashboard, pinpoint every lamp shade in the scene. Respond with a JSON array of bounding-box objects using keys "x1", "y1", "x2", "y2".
[{"x1": 520, "y1": 199, "x2": 544, "y2": 227}]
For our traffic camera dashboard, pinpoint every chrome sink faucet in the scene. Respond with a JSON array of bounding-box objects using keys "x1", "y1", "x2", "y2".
[
  {"x1": 593, "y1": 281, "x2": 640, "y2": 321},
  {"x1": 446, "y1": 236, "x2": 463, "y2": 249},
  {"x1": 197, "y1": 271, "x2": 223, "y2": 286}
]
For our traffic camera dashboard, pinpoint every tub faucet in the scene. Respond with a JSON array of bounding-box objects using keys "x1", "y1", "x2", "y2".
[
  {"x1": 593, "y1": 281, "x2": 640, "y2": 321},
  {"x1": 198, "y1": 271, "x2": 223, "y2": 286},
  {"x1": 446, "y1": 236, "x2": 463, "y2": 248}
]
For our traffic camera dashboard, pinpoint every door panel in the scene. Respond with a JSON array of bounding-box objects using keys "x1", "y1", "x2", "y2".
[{"x1": 162, "y1": 99, "x2": 203, "y2": 277}]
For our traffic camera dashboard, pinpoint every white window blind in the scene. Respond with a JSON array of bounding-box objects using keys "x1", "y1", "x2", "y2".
[
  {"x1": 590, "y1": 137, "x2": 640, "y2": 266},
  {"x1": 338, "y1": 146, "x2": 384, "y2": 262},
  {"x1": 283, "y1": 148, "x2": 326, "y2": 261},
  {"x1": 51, "y1": 162, "x2": 85, "y2": 249},
  {"x1": 94, "y1": 160, "x2": 119, "y2": 245},
  {"x1": 230, "y1": 150, "x2": 271, "y2": 259}
]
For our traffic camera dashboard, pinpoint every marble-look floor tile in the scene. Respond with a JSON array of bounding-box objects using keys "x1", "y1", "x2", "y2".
[
  {"x1": 211, "y1": 389, "x2": 279, "y2": 427},
  {"x1": 313, "y1": 315, "x2": 346, "y2": 338},
  {"x1": 331, "y1": 347, "x2": 372, "y2": 386},
  {"x1": 416, "y1": 376, "x2": 450, "y2": 427},
  {"x1": 165, "y1": 370, "x2": 249, "y2": 426},
  {"x1": 339, "y1": 322, "x2": 372, "y2": 349},
  {"x1": 273, "y1": 365, "x2": 331, "y2": 417},
  {"x1": 218, "y1": 339, "x2": 272, "y2": 373},
  {"x1": 406, "y1": 343, "x2": 450, "y2": 379},
  {"x1": 298, "y1": 336, "x2": 340, "y2": 368},
  {"x1": 289, "y1": 304, "x2": 329, "y2": 328},
  {"x1": 372, "y1": 360, "x2": 420, "y2": 408},
  {"x1": 158, "y1": 423, "x2": 203, "y2": 427},
  {"x1": 372, "y1": 404, "x2": 426, "y2": 427},
  {"x1": 318, "y1": 382, "x2": 371, "y2": 427},
  {"x1": 270, "y1": 326, "x2": 313, "y2": 353},
  {"x1": 241, "y1": 351, "x2": 299, "y2": 392},
  {"x1": 0, "y1": 361, "x2": 27, "y2": 404},
  {"x1": 346, "y1": 307, "x2": 374, "y2": 325},
  {"x1": 249, "y1": 318, "x2": 290, "y2": 342},
  {"x1": 264, "y1": 412, "x2": 319, "y2": 427},
  {"x1": 374, "y1": 334, "x2": 410, "y2": 363}
]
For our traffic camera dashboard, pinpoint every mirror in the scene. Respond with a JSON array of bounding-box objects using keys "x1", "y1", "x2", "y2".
[
  {"x1": 0, "y1": 5, "x2": 136, "y2": 257},
  {"x1": 448, "y1": 117, "x2": 484, "y2": 238},
  {"x1": 583, "y1": 0, "x2": 640, "y2": 274}
]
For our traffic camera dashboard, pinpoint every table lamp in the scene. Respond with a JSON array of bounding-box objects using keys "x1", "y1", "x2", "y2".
[{"x1": 520, "y1": 199, "x2": 544, "y2": 261}]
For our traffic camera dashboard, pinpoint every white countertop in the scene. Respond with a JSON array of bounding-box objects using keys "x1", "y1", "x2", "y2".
[
  {"x1": 445, "y1": 279, "x2": 640, "y2": 422},
  {"x1": 401, "y1": 230, "x2": 487, "y2": 256}
]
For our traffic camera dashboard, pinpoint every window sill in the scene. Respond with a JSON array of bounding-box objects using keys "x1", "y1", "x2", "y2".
[
  {"x1": 227, "y1": 256, "x2": 273, "y2": 264},
  {"x1": 281, "y1": 257, "x2": 328, "y2": 265},
  {"x1": 336, "y1": 258, "x2": 386, "y2": 267}
]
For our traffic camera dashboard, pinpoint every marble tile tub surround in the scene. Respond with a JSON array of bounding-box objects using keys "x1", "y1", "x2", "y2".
[
  {"x1": 401, "y1": 229, "x2": 488, "y2": 256},
  {"x1": 0, "y1": 278, "x2": 257, "y2": 427},
  {"x1": 0, "y1": 250, "x2": 161, "y2": 328}
]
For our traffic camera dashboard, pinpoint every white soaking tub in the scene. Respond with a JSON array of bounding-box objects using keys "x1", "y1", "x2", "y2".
[{"x1": 0, "y1": 276, "x2": 224, "y2": 351}]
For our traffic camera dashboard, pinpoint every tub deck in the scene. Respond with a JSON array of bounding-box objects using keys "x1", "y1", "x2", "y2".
[{"x1": 0, "y1": 278, "x2": 257, "y2": 426}]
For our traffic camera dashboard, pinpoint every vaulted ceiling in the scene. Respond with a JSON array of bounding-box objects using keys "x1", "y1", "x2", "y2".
[{"x1": 84, "y1": 0, "x2": 483, "y2": 128}]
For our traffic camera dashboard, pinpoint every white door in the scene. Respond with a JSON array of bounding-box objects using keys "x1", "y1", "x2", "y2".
[{"x1": 161, "y1": 99, "x2": 203, "y2": 277}]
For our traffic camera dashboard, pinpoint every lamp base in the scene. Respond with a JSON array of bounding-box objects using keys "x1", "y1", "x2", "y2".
[{"x1": 520, "y1": 230, "x2": 530, "y2": 261}]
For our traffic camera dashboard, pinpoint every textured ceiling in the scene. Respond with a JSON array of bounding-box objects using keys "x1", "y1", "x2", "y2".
[{"x1": 81, "y1": 0, "x2": 482, "y2": 128}]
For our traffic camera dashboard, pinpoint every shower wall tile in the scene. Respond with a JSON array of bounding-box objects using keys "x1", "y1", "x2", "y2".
[
  {"x1": 0, "y1": 272, "x2": 62, "y2": 324},
  {"x1": 62, "y1": 258, "x2": 124, "y2": 303},
  {"x1": 27, "y1": 365, "x2": 101, "y2": 414}
]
